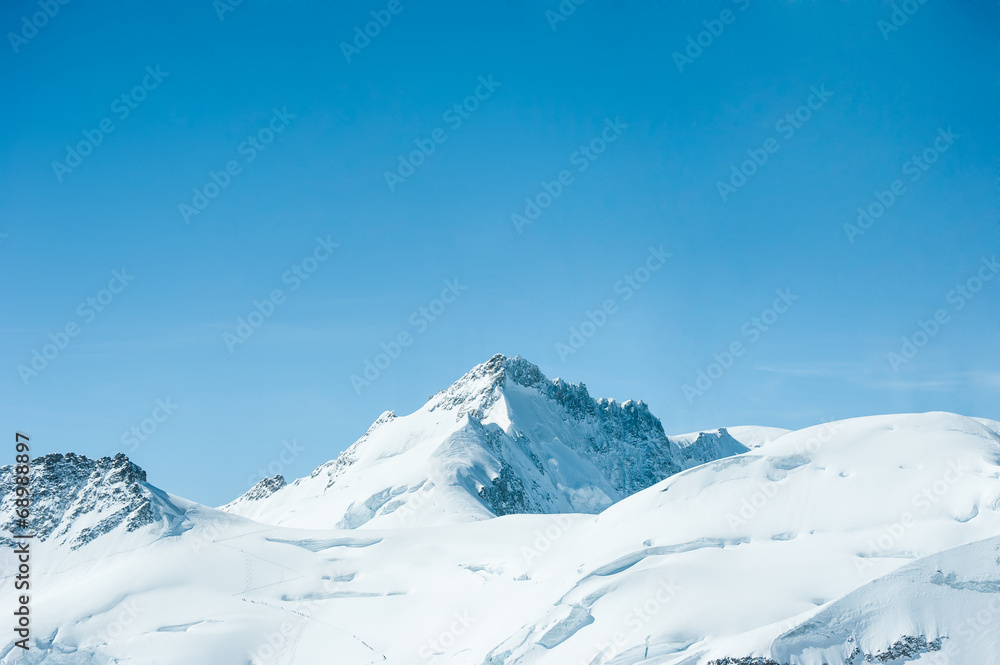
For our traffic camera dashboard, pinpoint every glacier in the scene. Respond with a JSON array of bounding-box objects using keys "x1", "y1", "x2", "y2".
[{"x1": 2, "y1": 355, "x2": 999, "y2": 664}]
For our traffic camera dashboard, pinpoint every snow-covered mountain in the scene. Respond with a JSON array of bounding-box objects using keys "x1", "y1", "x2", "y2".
[
  {"x1": 2, "y1": 357, "x2": 999, "y2": 665},
  {"x1": 222, "y1": 354, "x2": 747, "y2": 529},
  {"x1": 721, "y1": 425, "x2": 792, "y2": 449},
  {"x1": 480, "y1": 411, "x2": 1000, "y2": 664},
  {"x1": 762, "y1": 533, "x2": 1000, "y2": 664},
  {"x1": 0, "y1": 452, "x2": 190, "y2": 551}
]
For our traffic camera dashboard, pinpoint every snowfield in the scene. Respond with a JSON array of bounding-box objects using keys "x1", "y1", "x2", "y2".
[
  {"x1": 222, "y1": 355, "x2": 747, "y2": 529},
  {"x1": 2, "y1": 356, "x2": 998, "y2": 664}
]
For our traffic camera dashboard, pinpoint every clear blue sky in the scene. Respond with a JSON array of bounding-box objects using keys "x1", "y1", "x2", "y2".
[{"x1": 2, "y1": 0, "x2": 997, "y2": 506}]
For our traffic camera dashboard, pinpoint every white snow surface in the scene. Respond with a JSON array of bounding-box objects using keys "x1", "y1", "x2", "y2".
[
  {"x1": 724, "y1": 425, "x2": 793, "y2": 449},
  {"x1": 222, "y1": 355, "x2": 745, "y2": 530},
  {"x1": 2, "y1": 358, "x2": 999, "y2": 665}
]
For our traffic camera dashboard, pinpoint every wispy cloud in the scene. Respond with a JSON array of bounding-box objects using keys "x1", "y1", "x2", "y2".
[{"x1": 754, "y1": 363, "x2": 1000, "y2": 393}]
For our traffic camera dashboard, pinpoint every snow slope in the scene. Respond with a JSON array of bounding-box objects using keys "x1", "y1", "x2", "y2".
[
  {"x1": 223, "y1": 355, "x2": 747, "y2": 529},
  {"x1": 484, "y1": 411, "x2": 1000, "y2": 664},
  {"x1": 763, "y1": 534, "x2": 1000, "y2": 664},
  {"x1": 2, "y1": 409, "x2": 999, "y2": 665},
  {"x1": 0, "y1": 452, "x2": 190, "y2": 551},
  {"x1": 724, "y1": 425, "x2": 792, "y2": 449}
]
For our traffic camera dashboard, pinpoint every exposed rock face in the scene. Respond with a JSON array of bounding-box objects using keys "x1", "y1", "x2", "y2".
[
  {"x1": 0, "y1": 452, "x2": 187, "y2": 550},
  {"x1": 223, "y1": 354, "x2": 749, "y2": 528},
  {"x1": 707, "y1": 635, "x2": 944, "y2": 665},
  {"x1": 220, "y1": 474, "x2": 287, "y2": 514},
  {"x1": 674, "y1": 427, "x2": 749, "y2": 471},
  {"x1": 428, "y1": 354, "x2": 738, "y2": 502}
]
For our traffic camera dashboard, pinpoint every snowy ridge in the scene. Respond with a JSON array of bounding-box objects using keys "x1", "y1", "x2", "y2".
[
  {"x1": 2, "y1": 357, "x2": 999, "y2": 664},
  {"x1": 221, "y1": 474, "x2": 287, "y2": 515},
  {"x1": 0, "y1": 452, "x2": 189, "y2": 551},
  {"x1": 671, "y1": 427, "x2": 750, "y2": 469},
  {"x1": 3, "y1": 411, "x2": 998, "y2": 664},
  {"x1": 476, "y1": 412, "x2": 1000, "y2": 665},
  {"x1": 723, "y1": 425, "x2": 792, "y2": 449},
  {"x1": 223, "y1": 354, "x2": 747, "y2": 529},
  {"x1": 762, "y1": 534, "x2": 1000, "y2": 663}
]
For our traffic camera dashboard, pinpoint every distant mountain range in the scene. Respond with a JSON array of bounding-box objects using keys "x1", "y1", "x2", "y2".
[
  {"x1": 222, "y1": 354, "x2": 750, "y2": 529},
  {"x1": 3, "y1": 355, "x2": 999, "y2": 665}
]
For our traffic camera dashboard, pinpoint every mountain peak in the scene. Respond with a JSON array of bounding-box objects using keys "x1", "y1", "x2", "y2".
[
  {"x1": 0, "y1": 452, "x2": 187, "y2": 549},
  {"x1": 485, "y1": 353, "x2": 546, "y2": 388},
  {"x1": 427, "y1": 353, "x2": 596, "y2": 420},
  {"x1": 223, "y1": 354, "x2": 750, "y2": 529},
  {"x1": 221, "y1": 474, "x2": 286, "y2": 513},
  {"x1": 455, "y1": 353, "x2": 548, "y2": 390}
]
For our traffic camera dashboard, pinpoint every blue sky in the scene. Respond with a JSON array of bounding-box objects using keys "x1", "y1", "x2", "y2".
[{"x1": 2, "y1": 0, "x2": 997, "y2": 506}]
